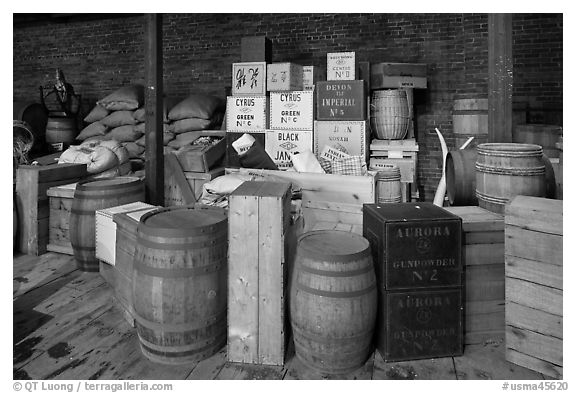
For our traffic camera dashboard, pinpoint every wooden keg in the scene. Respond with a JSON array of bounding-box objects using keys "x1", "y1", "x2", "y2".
[
  {"x1": 370, "y1": 90, "x2": 410, "y2": 140},
  {"x1": 513, "y1": 124, "x2": 562, "y2": 159},
  {"x1": 475, "y1": 143, "x2": 546, "y2": 214},
  {"x1": 46, "y1": 117, "x2": 77, "y2": 150},
  {"x1": 290, "y1": 230, "x2": 377, "y2": 374},
  {"x1": 453, "y1": 98, "x2": 488, "y2": 148},
  {"x1": 133, "y1": 205, "x2": 228, "y2": 365},
  {"x1": 445, "y1": 149, "x2": 478, "y2": 206},
  {"x1": 372, "y1": 164, "x2": 402, "y2": 203},
  {"x1": 69, "y1": 177, "x2": 145, "y2": 272}
]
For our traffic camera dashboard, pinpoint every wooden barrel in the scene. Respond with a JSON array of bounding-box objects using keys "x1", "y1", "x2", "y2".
[
  {"x1": 512, "y1": 124, "x2": 562, "y2": 159},
  {"x1": 46, "y1": 117, "x2": 77, "y2": 148},
  {"x1": 453, "y1": 98, "x2": 488, "y2": 148},
  {"x1": 475, "y1": 143, "x2": 546, "y2": 214},
  {"x1": 446, "y1": 149, "x2": 478, "y2": 206},
  {"x1": 370, "y1": 89, "x2": 410, "y2": 140},
  {"x1": 133, "y1": 205, "x2": 228, "y2": 365},
  {"x1": 13, "y1": 189, "x2": 18, "y2": 251},
  {"x1": 290, "y1": 230, "x2": 377, "y2": 374},
  {"x1": 373, "y1": 164, "x2": 402, "y2": 203},
  {"x1": 13, "y1": 101, "x2": 48, "y2": 155},
  {"x1": 69, "y1": 177, "x2": 145, "y2": 272}
]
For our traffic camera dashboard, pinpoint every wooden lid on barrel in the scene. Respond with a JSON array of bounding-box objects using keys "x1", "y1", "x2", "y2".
[
  {"x1": 77, "y1": 176, "x2": 142, "y2": 190},
  {"x1": 298, "y1": 230, "x2": 370, "y2": 262},
  {"x1": 138, "y1": 205, "x2": 227, "y2": 237}
]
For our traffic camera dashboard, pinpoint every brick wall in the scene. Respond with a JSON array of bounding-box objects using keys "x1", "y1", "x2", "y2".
[{"x1": 13, "y1": 13, "x2": 562, "y2": 201}]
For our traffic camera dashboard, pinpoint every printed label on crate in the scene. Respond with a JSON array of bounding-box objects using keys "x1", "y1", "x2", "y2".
[
  {"x1": 302, "y1": 66, "x2": 316, "y2": 91},
  {"x1": 371, "y1": 76, "x2": 427, "y2": 89},
  {"x1": 316, "y1": 80, "x2": 366, "y2": 120},
  {"x1": 327, "y1": 52, "x2": 356, "y2": 80},
  {"x1": 267, "y1": 63, "x2": 303, "y2": 91},
  {"x1": 319, "y1": 145, "x2": 350, "y2": 162},
  {"x1": 381, "y1": 288, "x2": 463, "y2": 361},
  {"x1": 265, "y1": 129, "x2": 313, "y2": 169},
  {"x1": 270, "y1": 91, "x2": 314, "y2": 130},
  {"x1": 314, "y1": 121, "x2": 366, "y2": 159},
  {"x1": 226, "y1": 96, "x2": 267, "y2": 131},
  {"x1": 232, "y1": 62, "x2": 266, "y2": 95}
]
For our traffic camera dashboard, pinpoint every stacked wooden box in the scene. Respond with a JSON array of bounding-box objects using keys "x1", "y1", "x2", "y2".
[
  {"x1": 505, "y1": 196, "x2": 563, "y2": 379},
  {"x1": 444, "y1": 206, "x2": 505, "y2": 345},
  {"x1": 15, "y1": 163, "x2": 87, "y2": 255},
  {"x1": 363, "y1": 203, "x2": 464, "y2": 362},
  {"x1": 46, "y1": 182, "x2": 77, "y2": 255},
  {"x1": 227, "y1": 180, "x2": 303, "y2": 366}
]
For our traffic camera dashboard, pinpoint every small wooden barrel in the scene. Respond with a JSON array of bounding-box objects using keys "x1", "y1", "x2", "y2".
[
  {"x1": 453, "y1": 98, "x2": 488, "y2": 148},
  {"x1": 513, "y1": 124, "x2": 562, "y2": 158},
  {"x1": 290, "y1": 230, "x2": 377, "y2": 374},
  {"x1": 133, "y1": 205, "x2": 228, "y2": 365},
  {"x1": 46, "y1": 117, "x2": 77, "y2": 150},
  {"x1": 475, "y1": 143, "x2": 546, "y2": 214},
  {"x1": 69, "y1": 177, "x2": 145, "y2": 272},
  {"x1": 370, "y1": 90, "x2": 410, "y2": 140},
  {"x1": 446, "y1": 149, "x2": 478, "y2": 206},
  {"x1": 373, "y1": 164, "x2": 402, "y2": 203}
]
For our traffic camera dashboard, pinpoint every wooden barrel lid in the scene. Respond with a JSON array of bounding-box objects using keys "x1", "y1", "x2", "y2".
[
  {"x1": 298, "y1": 230, "x2": 370, "y2": 262},
  {"x1": 139, "y1": 205, "x2": 227, "y2": 238},
  {"x1": 77, "y1": 176, "x2": 142, "y2": 190}
]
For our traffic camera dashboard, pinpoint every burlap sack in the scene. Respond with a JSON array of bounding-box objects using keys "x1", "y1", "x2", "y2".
[
  {"x1": 122, "y1": 142, "x2": 145, "y2": 159},
  {"x1": 168, "y1": 94, "x2": 223, "y2": 121},
  {"x1": 83, "y1": 104, "x2": 110, "y2": 123},
  {"x1": 105, "y1": 125, "x2": 143, "y2": 143},
  {"x1": 97, "y1": 84, "x2": 145, "y2": 111},
  {"x1": 76, "y1": 121, "x2": 108, "y2": 141},
  {"x1": 100, "y1": 110, "x2": 138, "y2": 128},
  {"x1": 58, "y1": 145, "x2": 119, "y2": 174},
  {"x1": 172, "y1": 117, "x2": 212, "y2": 134}
]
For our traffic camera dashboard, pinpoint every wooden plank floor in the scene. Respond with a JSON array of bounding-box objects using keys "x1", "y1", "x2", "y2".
[{"x1": 13, "y1": 252, "x2": 547, "y2": 380}]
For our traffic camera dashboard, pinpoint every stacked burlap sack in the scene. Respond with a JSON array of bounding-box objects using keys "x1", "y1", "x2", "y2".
[{"x1": 58, "y1": 139, "x2": 131, "y2": 178}]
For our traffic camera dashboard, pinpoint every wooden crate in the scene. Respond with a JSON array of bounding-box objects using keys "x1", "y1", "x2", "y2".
[
  {"x1": 267, "y1": 63, "x2": 304, "y2": 91},
  {"x1": 173, "y1": 131, "x2": 226, "y2": 172},
  {"x1": 316, "y1": 80, "x2": 367, "y2": 121},
  {"x1": 504, "y1": 196, "x2": 563, "y2": 379},
  {"x1": 240, "y1": 36, "x2": 272, "y2": 63},
  {"x1": 227, "y1": 167, "x2": 375, "y2": 235},
  {"x1": 228, "y1": 181, "x2": 298, "y2": 366},
  {"x1": 444, "y1": 206, "x2": 505, "y2": 345},
  {"x1": 314, "y1": 120, "x2": 368, "y2": 163},
  {"x1": 46, "y1": 182, "x2": 77, "y2": 255},
  {"x1": 15, "y1": 163, "x2": 87, "y2": 255},
  {"x1": 164, "y1": 160, "x2": 224, "y2": 206}
]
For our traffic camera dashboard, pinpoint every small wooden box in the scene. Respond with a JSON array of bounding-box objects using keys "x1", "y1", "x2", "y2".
[
  {"x1": 267, "y1": 62, "x2": 303, "y2": 91},
  {"x1": 363, "y1": 203, "x2": 463, "y2": 291},
  {"x1": 370, "y1": 138, "x2": 419, "y2": 184},
  {"x1": 302, "y1": 66, "x2": 318, "y2": 91},
  {"x1": 505, "y1": 196, "x2": 563, "y2": 379},
  {"x1": 228, "y1": 181, "x2": 292, "y2": 365},
  {"x1": 265, "y1": 129, "x2": 313, "y2": 170},
  {"x1": 327, "y1": 51, "x2": 356, "y2": 81},
  {"x1": 444, "y1": 206, "x2": 505, "y2": 345},
  {"x1": 226, "y1": 96, "x2": 268, "y2": 131},
  {"x1": 316, "y1": 80, "x2": 366, "y2": 121},
  {"x1": 16, "y1": 163, "x2": 87, "y2": 255},
  {"x1": 173, "y1": 130, "x2": 226, "y2": 172},
  {"x1": 232, "y1": 62, "x2": 267, "y2": 96},
  {"x1": 371, "y1": 63, "x2": 428, "y2": 90},
  {"x1": 314, "y1": 120, "x2": 368, "y2": 162},
  {"x1": 269, "y1": 91, "x2": 314, "y2": 131},
  {"x1": 46, "y1": 182, "x2": 77, "y2": 255},
  {"x1": 164, "y1": 166, "x2": 225, "y2": 206},
  {"x1": 241, "y1": 36, "x2": 272, "y2": 63},
  {"x1": 378, "y1": 287, "x2": 464, "y2": 362}
]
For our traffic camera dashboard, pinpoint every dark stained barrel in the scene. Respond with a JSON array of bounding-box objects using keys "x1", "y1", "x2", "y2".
[
  {"x1": 446, "y1": 149, "x2": 478, "y2": 206},
  {"x1": 133, "y1": 205, "x2": 228, "y2": 365}
]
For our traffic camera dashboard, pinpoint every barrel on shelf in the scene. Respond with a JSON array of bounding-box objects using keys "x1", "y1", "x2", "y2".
[
  {"x1": 373, "y1": 164, "x2": 402, "y2": 203},
  {"x1": 370, "y1": 89, "x2": 410, "y2": 140},
  {"x1": 46, "y1": 116, "x2": 77, "y2": 150},
  {"x1": 69, "y1": 177, "x2": 145, "y2": 272},
  {"x1": 512, "y1": 124, "x2": 562, "y2": 159},
  {"x1": 475, "y1": 143, "x2": 546, "y2": 214},
  {"x1": 452, "y1": 98, "x2": 488, "y2": 148},
  {"x1": 446, "y1": 149, "x2": 478, "y2": 206},
  {"x1": 133, "y1": 205, "x2": 228, "y2": 365},
  {"x1": 290, "y1": 230, "x2": 377, "y2": 374}
]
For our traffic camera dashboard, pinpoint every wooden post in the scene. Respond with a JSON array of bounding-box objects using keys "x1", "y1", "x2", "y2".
[
  {"x1": 488, "y1": 13, "x2": 513, "y2": 143},
  {"x1": 144, "y1": 13, "x2": 164, "y2": 206}
]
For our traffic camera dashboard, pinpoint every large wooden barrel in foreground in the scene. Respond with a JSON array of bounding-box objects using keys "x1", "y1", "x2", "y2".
[
  {"x1": 133, "y1": 205, "x2": 228, "y2": 365},
  {"x1": 446, "y1": 149, "x2": 478, "y2": 206},
  {"x1": 69, "y1": 177, "x2": 145, "y2": 272},
  {"x1": 370, "y1": 89, "x2": 410, "y2": 140},
  {"x1": 290, "y1": 230, "x2": 377, "y2": 374},
  {"x1": 475, "y1": 143, "x2": 546, "y2": 214}
]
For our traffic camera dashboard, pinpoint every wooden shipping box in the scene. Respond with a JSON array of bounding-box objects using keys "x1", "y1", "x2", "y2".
[
  {"x1": 241, "y1": 36, "x2": 272, "y2": 63},
  {"x1": 227, "y1": 167, "x2": 375, "y2": 235},
  {"x1": 504, "y1": 196, "x2": 563, "y2": 379},
  {"x1": 269, "y1": 91, "x2": 314, "y2": 131},
  {"x1": 173, "y1": 130, "x2": 226, "y2": 172},
  {"x1": 267, "y1": 63, "x2": 304, "y2": 91},
  {"x1": 316, "y1": 80, "x2": 367, "y2": 121},
  {"x1": 327, "y1": 51, "x2": 356, "y2": 81},
  {"x1": 164, "y1": 166, "x2": 225, "y2": 206},
  {"x1": 46, "y1": 182, "x2": 77, "y2": 255},
  {"x1": 225, "y1": 96, "x2": 268, "y2": 132},
  {"x1": 232, "y1": 62, "x2": 267, "y2": 96},
  {"x1": 314, "y1": 120, "x2": 368, "y2": 163},
  {"x1": 228, "y1": 181, "x2": 299, "y2": 366},
  {"x1": 444, "y1": 206, "x2": 505, "y2": 345},
  {"x1": 16, "y1": 163, "x2": 87, "y2": 255}
]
